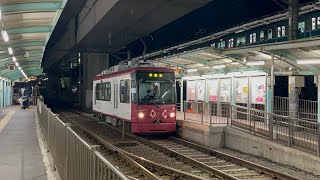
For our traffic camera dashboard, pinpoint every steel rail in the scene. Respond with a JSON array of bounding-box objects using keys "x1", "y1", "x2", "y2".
[{"x1": 59, "y1": 112, "x2": 210, "y2": 180}]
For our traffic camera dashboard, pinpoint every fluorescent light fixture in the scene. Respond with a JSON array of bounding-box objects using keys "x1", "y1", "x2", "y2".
[
  {"x1": 200, "y1": 52, "x2": 216, "y2": 57},
  {"x1": 246, "y1": 61, "x2": 265, "y2": 66},
  {"x1": 12, "y1": 56, "x2": 16, "y2": 62},
  {"x1": 297, "y1": 59, "x2": 320, "y2": 64},
  {"x1": 187, "y1": 69, "x2": 197, "y2": 73},
  {"x1": 212, "y1": 64, "x2": 226, "y2": 69},
  {"x1": 8, "y1": 47, "x2": 13, "y2": 55},
  {"x1": 0, "y1": 11, "x2": 2, "y2": 20},
  {"x1": 1, "y1": 30, "x2": 9, "y2": 42},
  {"x1": 15, "y1": 62, "x2": 19, "y2": 66},
  {"x1": 227, "y1": 72, "x2": 242, "y2": 76},
  {"x1": 243, "y1": 70, "x2": 267, "y2": 76},
  {"x1": 231, "y1": 62, "x2": 240, "y2": 65},
  {"x1": 18, "y1": 67, "x2": 21, "y2": 70}
]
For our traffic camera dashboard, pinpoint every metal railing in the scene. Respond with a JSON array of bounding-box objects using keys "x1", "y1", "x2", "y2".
[
  {"x1": 179, "y1": 100, "x2": 320, "y2": 156},
  {"x1": 274, "y1": 96, "x2": 318, "y2": 121},
  {"x1": 230, "y1": 104, "x2": 320, "y2": 154},
  {"x1": 37, "y1": 99, "x2": 129, "y2": 180},
  {"x1": 182, "y1": 101, "x2": 230, "y2": 125}
]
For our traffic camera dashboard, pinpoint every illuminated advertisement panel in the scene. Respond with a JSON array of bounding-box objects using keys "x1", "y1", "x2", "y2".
[
  {"x1": 251, "y1": 76, "x2": 266, "y2": 104},
  {"x1": 197, "y1": 80, "x2": 205, "y2": 101},
  {"x1": 187, "y1": 81, "x2": 196, "y2": 101},
  {"x1": 208, "y1": 79, "x2": 218, "y2": 101},
  {"x1": 220, "y1": 78, "x2": 230, "y2": 102},
  {"x1": 235, "y1": 77, "x2": 249, "y2": 103}
]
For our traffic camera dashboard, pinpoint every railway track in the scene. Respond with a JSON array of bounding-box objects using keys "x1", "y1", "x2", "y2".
[
  {"x1": 59, "y1": 110, "x2": 298, "y2": 180},
  {"x1": 59, "y1": 111, "x2": 217, "y2": 180}
]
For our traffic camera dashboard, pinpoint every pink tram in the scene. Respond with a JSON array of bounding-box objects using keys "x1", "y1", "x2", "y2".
[{"x1": 93, "y1": 65, "x2": 176, "y2": 134}]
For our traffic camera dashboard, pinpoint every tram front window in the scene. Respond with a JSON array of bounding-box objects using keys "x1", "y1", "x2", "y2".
[{"x1": 138, "y1": 81, "x2": 175, "y2": 105}]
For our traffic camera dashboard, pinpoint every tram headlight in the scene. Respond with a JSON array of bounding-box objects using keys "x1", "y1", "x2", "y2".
[
  {"x1": 138, "y1": 112, "x2": 144, "y2": 119},
  {"x1": 169, "y1": 112, "x2": 175, "y2": 118}
]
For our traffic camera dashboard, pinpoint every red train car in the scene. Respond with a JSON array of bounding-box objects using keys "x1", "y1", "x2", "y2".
[{"x1": 93, "y1": 65, "x2": 176, "y2": 134}]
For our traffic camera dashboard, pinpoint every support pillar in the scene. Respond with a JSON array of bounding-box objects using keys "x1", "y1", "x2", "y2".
[
  {"x1": 288, "y1": 76, "x2": 299, "y2": 118},
  {"x1": 316, "y1": 75, "x2": 320, "y2": 123},
  {"x1": 288, "y1": 0, "x2": 299, "y2": 40},
  {"x1": 180, "y1": 79, "x2": 184, "y2": 112},
  {"x1": 80, "y1": 52, "x2": 109, "y2": 109},
  {"x1": 267, "y1": 54, "x2": 275, "y2": 138}
]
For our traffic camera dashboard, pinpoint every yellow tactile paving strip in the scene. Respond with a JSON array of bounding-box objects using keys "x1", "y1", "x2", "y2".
[{"x1": 0, "y1": 111, "x2": 15, "y2": 133}]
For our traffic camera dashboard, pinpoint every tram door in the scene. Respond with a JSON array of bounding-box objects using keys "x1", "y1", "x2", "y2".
[{"x1": 113, "y1": 83, "x2": 118, "y2": 116}]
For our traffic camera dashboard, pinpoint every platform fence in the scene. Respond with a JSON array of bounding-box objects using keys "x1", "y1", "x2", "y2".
[
  {"x1": 274, "y1": 96, "x2": 318, "y2": 121},
  {"x1": 180, "y1": 100, "x2": 320, "y2": 156},
  {"x1": 37, "y1": 99, "x2": 129, "y2": 180}
]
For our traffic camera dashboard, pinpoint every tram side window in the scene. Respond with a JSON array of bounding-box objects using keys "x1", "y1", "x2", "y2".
[
  {"x1": 120, "y1": 80, "x2": 130, "y2": 103},
  {"x1": 236, "y1": 36, "x2": 246, "y2": 46},
  {"x1": 268, "y1": 29, "x2": 272, "y2": 39},
  {"x1": 96, "y1": 83, "x2": 105, "y2": 100},
  {"x1": 104, "y1": 82, "x2": 111, "y2": 101},
  {"x1": 298, "y1": 21, "x2": 305, "y2": 33},
  {"x1": 131, "y1": 80, "x2": 137, "y2": 103},
  {"x1": 260, "y1": 31, "x2": 264, "y2": 40},
  {"x1": 312, "y1": 18, "x2": 316, "y2": 30}
]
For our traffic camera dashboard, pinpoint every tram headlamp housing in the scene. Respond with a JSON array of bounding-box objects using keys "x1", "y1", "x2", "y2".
[
  {"x1": 138, "y1": 112, "x2": 144, "y2": 119},
  {"x1": 169, "y1": 112, "x2": 175, "y2": 118}
]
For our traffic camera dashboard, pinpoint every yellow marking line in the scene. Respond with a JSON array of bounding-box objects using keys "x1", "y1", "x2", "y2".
[{"x1": 0, "y1": 111, "x2": 15, "y2": 133}]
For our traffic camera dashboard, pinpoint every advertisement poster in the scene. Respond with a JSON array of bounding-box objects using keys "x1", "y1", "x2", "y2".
[
  {"x1": 208, "y1": 79, "x2": 218, "y2": 101},
  {"x1": 187, "y1": 81, "x2": 196, "y2": 100},
  {"x1": 235, "y1": 77, "x2": 249, "y2": 103},
  {"x1": 197, "y1": 80, "x2": 205, "y2": 101},
  {"x1": 220, "y1": 79, "x2": 230, "y2": 102},
  {"x1": 251, "y1": 76, "x2": 266, "y2": 104}
]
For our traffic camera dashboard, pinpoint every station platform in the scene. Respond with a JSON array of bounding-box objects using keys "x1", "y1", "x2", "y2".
[
  {"x1": 0, "y1": 106, "x2": 47, "y2": 180},
  {"x1": 176, "y1": 112, "x2": 320, "y2": 175}
]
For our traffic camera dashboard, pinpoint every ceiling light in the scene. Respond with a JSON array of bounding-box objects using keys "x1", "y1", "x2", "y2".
[
  {"x1": 246, "y1": 61, "x2": 265, "y2": 66},
  {"x1": 18, "y1": 67, "x2": 21, "y2": 70},
  {"x1": 12, "y1": 56, "x2": 16, "y2": 62},
  {"x1": 8, "y1": 47, "x2": 13, "y2": 55},
  {"x1": 200, "y1": 52, "x2": 216, "y2": 57},
  {"x1": 15, "y1": 62, "x2": 19, "y2": 66},
  {"x1": 187, "y1": 69, "x2": 197, "y2": 73},
  {"x1": 297, "y1": 59, "x2": 320, "y2": 64},
  {"x1": 1, "y1": 30, "x2": 9, "y2": 42},
  {"x1": 212, "y1": 64, "x2": 226, "y2": 69},
  {"x1": 231, "y1": 62, "x2": 240, "y2": 65},
  {"x1": 0, "y1": 11, "x2": 2, "y2": 20}
]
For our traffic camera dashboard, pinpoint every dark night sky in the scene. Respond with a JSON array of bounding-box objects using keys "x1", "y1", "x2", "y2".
[{"x1": 125, "y1": 0, "x2": 315, "y2": 56}]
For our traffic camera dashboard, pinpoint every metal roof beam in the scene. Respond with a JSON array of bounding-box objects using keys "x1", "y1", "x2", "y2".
[
  {"x1": 1, "y1": 2, "x2": 62, "y2": 14},
  {"x1": 0, "y1": 50, "x2": 42, "y2": 60},
  {"x1": 7, "y1": 26, "x2": 52, "y2": 35},
  {"x1": 0, "y1": 41, "x2": 45, "y2": 51},
  {"x1": 222, "y1": 37, "x2": 320, "y2": 55},
  {"x1": 271, "y1": 50, "x2": 320, "y2": 74},
  {"x1": 160, "y1": 60, "x2": 190, "y2": 69}
]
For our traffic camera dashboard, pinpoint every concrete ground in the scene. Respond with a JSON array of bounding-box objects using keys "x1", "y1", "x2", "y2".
[{"x1": 0, "y1": 106, "x2": 47, "y2": 180}]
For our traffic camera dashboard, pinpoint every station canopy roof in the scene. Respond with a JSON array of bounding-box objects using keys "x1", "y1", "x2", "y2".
[
  {"x1": 0, "y1": 0, "x2": 67, "y2": 80},
  {"x1": 146, "y1": 37, "x2": 320, "y2": 78}
]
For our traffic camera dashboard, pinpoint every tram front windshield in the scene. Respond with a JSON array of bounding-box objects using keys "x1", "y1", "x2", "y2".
[{"x1": 137, "y1": 72, "x2": 175, "y2": 105}]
